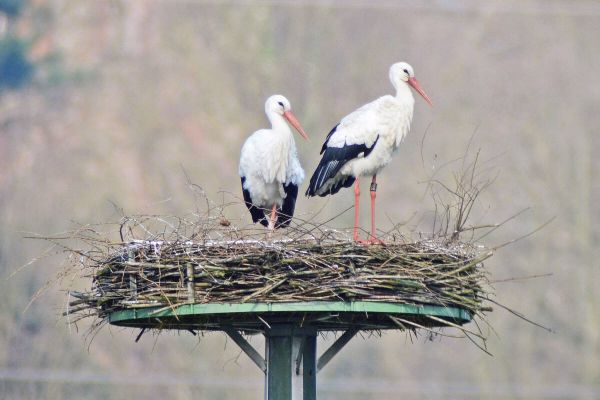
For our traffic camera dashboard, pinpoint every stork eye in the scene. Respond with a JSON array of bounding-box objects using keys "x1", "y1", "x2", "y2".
[
  {"x1": 403, "y1": 69, "x2": 409, "y2": 74},
  {"x1": 278, "y1": 101, "x2": 284, "y2": 107}
]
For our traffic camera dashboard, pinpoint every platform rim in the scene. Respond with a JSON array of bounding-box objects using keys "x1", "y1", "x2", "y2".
[{"x1": 108, "y1": 301, "x2": 472, "y2": 328}]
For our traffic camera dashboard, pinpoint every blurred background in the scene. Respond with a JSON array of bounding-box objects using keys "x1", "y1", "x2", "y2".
[{"x1": 1, "y1": 0, "x2": 599, "y2": 399}]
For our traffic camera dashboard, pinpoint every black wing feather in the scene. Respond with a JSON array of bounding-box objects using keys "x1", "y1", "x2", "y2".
[
  {"x1": 241, "y1": 177, "x2": 268, "y2": 227},
  {"x1": 275, "y1": 183, "x2": 298, "y2": 228},
  {"x1": 306, "y1": 133, "x2": 379, "y2": 197},
  {"x1": 325, "y1": 176, "x2": 355, "y2": 196},
  {"x1": 320, "y1": 124, "x2": 339, "y2": 154}
]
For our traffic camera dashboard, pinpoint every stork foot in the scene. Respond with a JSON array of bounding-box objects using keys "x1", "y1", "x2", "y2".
[
  {"x1": 266, "y1": 204, "x2": 277, "y2": 240},
  {"x1": 353, "y1": 234, "x2": 385, "y2": 245},
  {"x1": 366, "y1": 237, "x2": 385, "y2": 245}
]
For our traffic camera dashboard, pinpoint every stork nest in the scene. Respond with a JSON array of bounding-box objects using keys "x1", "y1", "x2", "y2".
[
  {"x1": 44, "y1": 152, "x2": 550, "y2": 350},
  {"x1": 79, "y1": 239, "x2": 489, "y2": 313},
  {"x1": 60, "y1": 207, "x2": 494, "y2": 341}
]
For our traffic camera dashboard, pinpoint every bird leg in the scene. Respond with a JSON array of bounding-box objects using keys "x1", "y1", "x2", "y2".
[
  {"x1": 353, "y1": 178, "x2": 382, "y2": 244},
  {"x1": 368, "y1": 175, "x2": 384, "y2": 244},
  {"x1": 353, "y1": 179, "x2": 362, "y2": 242},
  {"x1": 267, "y1": 204, "x2": 277, "y2": 239}
]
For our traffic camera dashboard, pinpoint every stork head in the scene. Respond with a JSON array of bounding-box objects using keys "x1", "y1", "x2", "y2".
[
  {"x1": 390, "y1": 62, "x2": 433, "y2": 106},
  {"x1": 265, "y1": 94, "x2": 309, "y2": 140}
]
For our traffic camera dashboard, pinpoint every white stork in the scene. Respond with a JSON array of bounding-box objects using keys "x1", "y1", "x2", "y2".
[
  {"x1": 305, "y1": 62, "x2": 432, "y2": 244},
  {"x1": 239, "y1": 95, "x2": 309, "y2": 231}
]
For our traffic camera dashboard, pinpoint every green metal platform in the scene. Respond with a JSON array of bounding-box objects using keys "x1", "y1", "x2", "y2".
[
  {"x1": 109, "y1": 301, "x2": 471, "y2": 331},
  {"x1": 108, "y1": 301, "x2": 471, "y2": 400}
]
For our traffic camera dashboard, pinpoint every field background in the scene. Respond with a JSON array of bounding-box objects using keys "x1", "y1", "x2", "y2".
[{"x1": 1, "y1": 1, "x2": 599, "y2": 399}]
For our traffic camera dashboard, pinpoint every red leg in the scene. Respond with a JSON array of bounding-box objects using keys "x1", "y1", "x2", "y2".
[
  {"x1": 267, "y1": 204, "x2": 277, "y2": 234},
  {"x1": 353, "y1": 179, "x2": 372, "y2": 244},
  {"x1": 369, "y1": 175, "x2": 384, "y2": 244},
  {"x1": 353, "y1": 179, "x2": 361, "y2": 242}
]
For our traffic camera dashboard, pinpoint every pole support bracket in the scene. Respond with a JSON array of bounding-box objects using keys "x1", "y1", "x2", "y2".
[
  {"x1": 223, "y1": 326, "x2": 266, "y2": 372},
  {"x1": 317, "y1": 327, "x2": 359, "y2": 373}
]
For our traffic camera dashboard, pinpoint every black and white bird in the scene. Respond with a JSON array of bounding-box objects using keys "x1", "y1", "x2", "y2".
[
  {"x1": 305, "y1": 62, "x2": 432, "y2": 244},
  {"x1": 239, "y1": 95, "x2": 309, "y2": 231}
]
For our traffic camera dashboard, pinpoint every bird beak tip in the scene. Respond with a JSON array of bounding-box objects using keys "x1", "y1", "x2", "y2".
[
  {"x1": 299, "y1": 131, "x2": 310, "y2": 141},
  {"x1": 408, "y1": 77, "x2": 433, "y2": 108},
  {"x1": 284, "y1": 111, "x2": 310, "y2": 141}
]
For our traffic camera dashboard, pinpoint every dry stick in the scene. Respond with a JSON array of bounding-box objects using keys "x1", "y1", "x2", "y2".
[
  {"x1": 388, "y1": 316, "x2": 464, "y2": 339},
  {"x1": 490, "y1": 216, "x2": 556, "y2": 252},
  {"x1": 472, "y1": 314, "x2": 499, "y2": 342},
  {"x1": 257, "y1": 315, "x2": 271, "y2": 329},
  {"x1": 136, "y1": 272, "x2": 182, "y2": 321},
  {"x1": 439, "y1": 252, "x2": 493, "y2": 277},
  {"x1": 463, "y1": 331, "x2": 492, "y2": 356},
  {"x1": 383, "y1": 211, "x2": 418, "y2": 239},
  {"x1": 471, "y1": 207, "x2": 532, "y2": 242},
  {"x1": 425, "y1": 315, "x2": 486, "y2": 340},
  {"x1": 182, "y1": 166, "x2": 210, "y2": 215},
  {"x1": 418, "y1": 154, "x2": 466, "y2": 201},
  {"x1": 242, "y1": 278, "x2": 287, "y2": 303},
  {"x1": 290, "y1": 206, "x2": 355, "y2": 241},
  {"x1": 419, "y1": 121, "x2": 434, "y2": 172},
  {"x1": 490, "y1": 273, "x2": 552, "y2": 284},
  {"x1": 485, "y1": 297, "x2": 553, "y2": 333},
  {"x1": 290, "y1": 196, "x2": 332, "y2": 229}
]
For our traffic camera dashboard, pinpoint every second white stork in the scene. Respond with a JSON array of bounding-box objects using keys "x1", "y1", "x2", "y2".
[
  {"x1": 305, "y1": 62, "x2": 432, "y2": 244},
  {"x1": 239, "y1": 95, "x2": 309, "y2": 230}
]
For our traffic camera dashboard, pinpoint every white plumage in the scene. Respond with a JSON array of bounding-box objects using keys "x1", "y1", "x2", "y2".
[
  {"x1": 306, "y1": 62, "x2": 432, "y2": 243},
  {"x1": 239, "y1": 95, "x2": 308, "y2": 230}
]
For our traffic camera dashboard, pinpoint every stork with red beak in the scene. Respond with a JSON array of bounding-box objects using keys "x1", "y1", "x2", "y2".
[
  {"x1": 239, "y1": 95, "x2": 309, "y2": 231},
  {"x1": 306, "y1": 62, "x2": 432, "y2": 244}
]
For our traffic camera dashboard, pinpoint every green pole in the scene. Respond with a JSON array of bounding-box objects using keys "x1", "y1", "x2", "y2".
[
  {"x1": 264, "y1": 325, "x2": 317, "y2": 400},
  {"x1": 302, "y1": 335, "x2": 317, "y2": 400}
]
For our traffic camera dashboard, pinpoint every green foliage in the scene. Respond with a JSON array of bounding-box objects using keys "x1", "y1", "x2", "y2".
[
  {"x1": 0, "y1": 0, "x2": 25, "y2": 17},
  {"x1": 0, "y1": 35, "x2": 33, "y2": 91}
]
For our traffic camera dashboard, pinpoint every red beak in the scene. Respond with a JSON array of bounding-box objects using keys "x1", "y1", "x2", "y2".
[
  {"x1": 408, "y1": 77, "x2": 433, "y2": 107},
  {"x1": 283, "y1": 111, "x2": 309, "y2": 141}
]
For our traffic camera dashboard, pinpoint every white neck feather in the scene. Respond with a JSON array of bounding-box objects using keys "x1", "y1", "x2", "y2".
[
  {"x1": 394, "y1": 81, "x2": 415, "y2": 106},
  {"x1": 267, "y1": 111, "x2": 292, "y2": 138}
]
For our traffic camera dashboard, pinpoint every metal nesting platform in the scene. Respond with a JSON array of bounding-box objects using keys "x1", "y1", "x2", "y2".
[
  {"x1": 108, "y1": 301, "x2": 472, "y2": 400},
  {"x1": 109, "y1": 301, "x2": 471, "y2": 331}
]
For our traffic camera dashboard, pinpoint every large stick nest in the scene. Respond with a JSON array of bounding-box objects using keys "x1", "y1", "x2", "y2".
[
  {"x1": 45, "y1": 152, "x2": 547, "y2": 350},
  {"x1": 61, "y1": 200, "x2": 494, "y2": 341},
  {"x1": 76, "y1": 238, "x2": 490, "y2": 317},
  {"x1": 51, "y1": 152, "x2": 519, "y2": 347}
]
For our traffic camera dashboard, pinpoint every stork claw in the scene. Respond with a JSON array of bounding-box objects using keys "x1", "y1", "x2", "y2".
[
  {"x1": 353, "y1": 235, "x2": 385, "y2": 245},
  {"x1": 367, "y1": 237, "x2": 385, "y2": 245}
]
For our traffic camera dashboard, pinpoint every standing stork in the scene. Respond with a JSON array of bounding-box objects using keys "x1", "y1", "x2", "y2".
[
  {"x1": 305, "y1": 62, "x2": 432, "y2": 244},
  {"x1": 239, "y1": 95, "x2": 309, "y2": 231}
]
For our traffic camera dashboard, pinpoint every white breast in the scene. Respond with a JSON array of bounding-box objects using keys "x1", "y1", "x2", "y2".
[
  {"x1": 339, "y1": 96, "x2": 413, "y2": 177},
  {"x1": 239, "y1": 129, "x2": 304, "y2": 208}
]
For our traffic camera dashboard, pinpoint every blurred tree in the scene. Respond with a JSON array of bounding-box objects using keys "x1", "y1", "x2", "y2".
[
  {"x1": 0, "y1": 0, "x2": 32, "y2": 91},
  {"x1": 0, "y1": 0, "x2": 24, "y2": 18},
  {"x1": 0, "y1": 35, "x2": 32, "y2": 90}
]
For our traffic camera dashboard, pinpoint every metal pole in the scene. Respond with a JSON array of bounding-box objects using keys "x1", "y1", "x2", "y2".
[
  {"x1": 266, "y1": 327, "x2": 292, "y2": 399},
  {"x1": 302, "y1": 335, "x2": 317, "y2": 400},
  {"x1": 264, "y1": 325, "x2": 317, "y2": 400}
]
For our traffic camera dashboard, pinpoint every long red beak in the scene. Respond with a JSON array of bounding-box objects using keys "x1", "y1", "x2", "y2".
[
  {"x1": 283, "y1": 111, "x2": 309, "y2": 140},
  {"x1": 408, "y1": 77, "x2": 433, "y2": 107}
]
